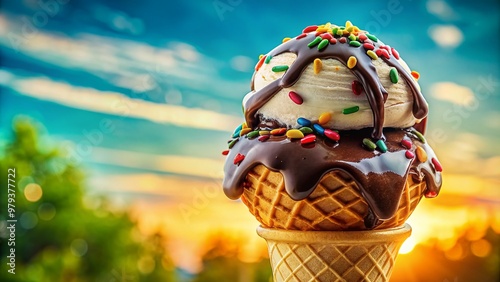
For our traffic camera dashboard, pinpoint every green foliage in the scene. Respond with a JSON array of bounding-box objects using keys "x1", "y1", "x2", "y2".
[{"x1": 0, "y1": 117, "x2": 176, "y2": 282}]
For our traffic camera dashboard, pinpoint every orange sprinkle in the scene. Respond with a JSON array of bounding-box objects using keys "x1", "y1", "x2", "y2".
[
  {"x1": 416, "y1": 146, "x2": 428, "y2": 162},
  {"x1": 411, "y1": 71, "x2": 420, "y2": 80},
  {"x1": 270, "y1": 128, "x2": 286, "y2": 135},
  {"x1": 255, "y1": 55, "x2": 266, "y2": 71},
  {"x1": 313, "y1": 58, "x2": 322, "y2": 74},
  {"x1": 347, "y1": 56, "x2": 357, "y2": 69},
  {"x1": 318, "y1": 112, "x2": 331, "y2": 125},
  {"x1": 282, "y1": 37, "x2": 291, "y2": 43},
  {"x1": 242, "y1": 122, "x2": 249, "y2": 129}
]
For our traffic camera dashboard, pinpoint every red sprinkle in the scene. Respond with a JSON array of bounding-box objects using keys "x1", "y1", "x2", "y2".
[
  {"x1": 258, "y1": 135, "x2": 269, "y2": 142},
  {"x1": 300, "y1": 134, "x2": 316, "y2": 145},
  {"x1": 329, "y1": 38, "x2": 337, "y2": 44},
  {"x1": 376, "y1": 49, "x2": 390, "y2": 59},
  {"x1": 222, "y1": 150, "x2": 230, "y2": 156},
  {"x1": 379, "y1": 45, "x2": 390, "y2": 51},
  {"x1": 391, "y1": 48, "x2": 400, "y2": 59},
  {"x1": 303, "y1": 25, "x2": 318, "y2": 33},
  {"x1": 358, "y1": 34, "x2": 368, "y2": 41},
  {"x1": 296, "y1": 33, "x2": 307, "y2": 40},
  {"x1": 351, "y1": 80, "x2": 363, "y2": 95},
  {"x1": 233, "y1": 153, "x2": 245, "y2": 165},
  {"x1": 401, "y1": 139, "x2": 412, "y2": 149},
  {"x1": 320, "y1": 33, "x2": 333, "y2": 40},
  {"x1": 425, "y1": 190, "x2": 438, "y2": 198},
  {"x1": 288, "y1": 91, "x2": 303, "y2": 105},
  {"x1": 432, "y1": 158, "x2": 443, "y2": 172},
  {"x1": 255, "y1": 55, "x2": 266, "y2": 71},
  {"x1": 324, "y1": 129, "x2": 340, "y2": 141},
  {"x1": 339, "y1": 37, "x2": 347, "y2": 43},
  {"x1": 363, "y1": 43, "x2": 374, "y2": 50},
  {"x1": 405, "y1": 150, "x2": 415, "y2": 159}
]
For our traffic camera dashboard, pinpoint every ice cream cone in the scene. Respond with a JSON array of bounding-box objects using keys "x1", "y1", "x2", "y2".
[
  {"x1": 242, "y1": 165, "x2": 425, "y2": 231},
  {"x1": 257, "y1": 224, "x2": 411, "y2": 282}
]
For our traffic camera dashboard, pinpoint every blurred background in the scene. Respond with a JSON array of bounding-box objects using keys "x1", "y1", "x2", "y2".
[{"x1": 0, "y1": 0, "x2": 498, "y2": 281}]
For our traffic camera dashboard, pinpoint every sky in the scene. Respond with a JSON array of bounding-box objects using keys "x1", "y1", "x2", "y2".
[{"x1": 0, "y1": 0, "x2": 499, "y2": 273}]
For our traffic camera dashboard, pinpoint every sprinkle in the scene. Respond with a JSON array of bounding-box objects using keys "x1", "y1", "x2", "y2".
[
  {"x1": 416, "y1": 146, "x2": 428, "y2": 162},
  {"x1": 313, "y1": 124, "x2": 325, "y2": 135},
  {"x1": 366, "y1": 33, "x2": 378, "y2": 42},
  {"x1": 318, "y1": 38, "x2": 329, "y2": 50},
  {"x1": 282, "y1": 37, "x2": 291, "y2": 43},
  {"x1": 320, "y1": 33, "x2": 333, "y2": 40},
  {"x1": 345, "y1": 20, "x2": 353, "y2": 28},
  {"x1": 272, "y1": 65, "x2": 289, "y2": 72},
  {"x1": 391, "y1": 48, "x2": 400, "y2": 59},
  {"x1": 405, "y1": 150, "x2": 415, "y2": 159},
  {"x1": 289, "y1": 91, "x2": 303, "y2": 105},
  {"x1": 239, "y1": 128, "x2": 251, "y2": 136},
  {"x1": 432, "y1": 158, "x2": 443, "y2": 172},
  {"x1": 339, "y1": 37, "x2": 347, "y2": 43},
  {"x1": 259, "y1": 130, "x2": 270, "y2": 136},
  {"x1": 299, "y1": 127, "x2": 313, "y2": 134},
  {"x1": 258, "y1": 135, "x2": 269, "y2": 142},
  {"x1": 331, "y1": 27, "x2": 338, "y2": 35},
  {"x1": 366, "y1": 50, "x2": 378, "y2": 60},
  {"x1": 359, "y1": 34, "x2": 368, "y2": 41},
  {"x1": 308, "y1": 36, "x2": 323, "y2": 48},
  {"x1": 222, "y1": 150, "x2": 229, "y2": 156},
  {"x1": 313, "y1": 58, "x2": 322, "y2": 74},
  {"x1": 329, "y1": 38, "x2": 337, "y2": 44},
  {"x1": 255, "y1": 55, "x2": 266, "y2": 71},
  {"x1": 247, "y1": 130, "x2": 260, "y2": 139},
  {"x1": 411, "y1": 71, "x2": 420, "y2": 80},
  {"x1": 347, "y1": 56, "x2": 357, "y2": 68},
  {"x1": 363, "y1": 43, "x2": 374, "y2": 50},
  {"x1": 265, "y1": 55, "x2": 273, "y2": 64},
  {"x1": 351, "y1": 80, "x2": 363, "y2": 95},
  {"x1": 315, "y1": 27, "x2": 329, "y2": 34},
  {"x1": 376, "y1": 49, "x2": 390, "y2": 59},
  {"x1": 318, "y1": 112, "x2": 331, "y2": 125},
  {"x1": 349, "y1": 40, "x2": 361, "y2": 47},
  {"x1": 286, "y1": 129, "x2": 304, "y2": 139},
  {"x1": 297, "y1": 117, "x2": 312, "y2": 127},
  {"x1": 376, "y1": 139, "x2": 388, "y2": 153},
  {"x1": 232, "y1": 124, "x2": 242, "y2": 138},
  {"x1": 303, "y1": 25, "x2": 318, "y2": 33},
  {"x1": 242, "y1": 122, "x2": 249, "y2": 128},
  {"x1": 425, "y1": 190, "x2": 438, "y2": 198},
  {"x1": 296, "y1": 33, "x2": 307, "y2": 40},
  {"x1": 379, "y1": 45, "x2": 390, "y2": 51},
  {"x1": 342, "y1": 105, "x2": 359, "y2": 114},
  {"x1": 348, "y1": 34, "x2": 356, "y2": 41},
  {"x1": 412, "y1": 130, "x2": 426, "y2": 143},
  {"x1": 324, "y1": 129, "x2": 340, "y2": 141},
  {"x1": 233, "y1": 153, "x2": 245, "y2": 165},
  {"x1": 389, "y1": 68, "x2": 399, "y2": 83},
  {"x1": 300, "y1": 134, "x2": 316, "y2": 145},
  {"x1": 362, "y1": 138, "x2": 377, "y2": 151},
  {"x1": 259, "y1": 54, "x2": 264, "y2": 59},
  {"x1": 270, "y1": 128, "x2": 286, "y2": 135},
  {"x1": 401, "y1": 139, "x2": 412, "y2": 149},
  {"x1": 228, "y1": 138, "x2": 238, "y2": 149}
]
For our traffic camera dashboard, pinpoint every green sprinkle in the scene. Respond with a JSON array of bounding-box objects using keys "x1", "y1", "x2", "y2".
[
  {"x1": 348, "y1": 34, "x2": 356, "y2": 41},
  {"x1": 318, "y1": 39, "x2": 329, "y2": 50},
  {"x1": 349, "y1": 41, "x2": 361, "y2": 47},
  {"x1": 247, "y1": 130, "x2": 260, "y2": 139},
  {"x1": 342, "y1": 106, "x2": 359, "y2": 114},
  {"x1": 272, "y1": 65, "x2": 289, "y2": 72},
  {"x1": 331, "y1": 27, "x2": 338, "y2": 35},
  {"x1": 363, "y1": 138, "x2": 377, "y2": 151},
  {"x1": 264, "y1": 55, "x2": 273, "y2": 64},
  {"x1": 228, "y1": 138, "x2": 238, "y2": 149},
  {"x1": 308, "y1": 36, "x2": 322, "y2": 48},
  {"x1": 376, "y1": 140, "x2": 388, "y2": 153},
  {"x1": 336, "y1": 29, "x2": 343, "y2": 36},
  {"x1": 366, "y1": 33, "x2": 378, "y2": 42},
  {"x1": 412, "y1": 130, "x2": 426, "y2": 143},
  {"x1": 389, "y1": 68, "x2": 399, "y2": 83},
  {"x1": 299, "y1": 127, "x2": 313, "y2": 134}
]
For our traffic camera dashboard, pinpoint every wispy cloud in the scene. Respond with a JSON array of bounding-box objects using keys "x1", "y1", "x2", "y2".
[
  {"x1": 426, "y1": 0, "x2": 459, "y2": 21},
  {"x1": 429, "y1": 82, "x2": 475, "y2": 106},
  {"x1": 428, "y1": 24, "x2": 463, "y2": 48}
]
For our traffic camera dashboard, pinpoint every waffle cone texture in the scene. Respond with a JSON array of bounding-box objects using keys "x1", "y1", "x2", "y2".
[
  {"x1": 257, "y1": 224, "x2": 411, "y2": 282},
  {"x1": 242, "y1": 165, "x2": 426, "y2": 231}
]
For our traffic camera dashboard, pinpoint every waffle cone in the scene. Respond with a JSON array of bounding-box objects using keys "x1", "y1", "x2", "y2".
[
  {"x1": 257, "y1": 224, "x2": 411, "y2": 282},
  {"x1": 242, "y1": 165, "x2": 425, "y2": 231}
]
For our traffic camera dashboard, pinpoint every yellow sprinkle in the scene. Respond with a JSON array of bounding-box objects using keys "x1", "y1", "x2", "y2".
[
  {"x1": 367, "y1": 50, "x2": 378, "y2": 60},
  {"x1": 282, "y1": 37, "x2": 291, "y2": 43},
  {"x1": 316, "y1": 27, "x2": 329, "y2": 33},
  {"x1": 346, "y1": 26, "x2": 354, "y2": 33},
  {"x1": 342, "y1": 30, "x2": 350, "y2": 35},
  {"x1": 345, "y1": 21, "x2": 353, "y2": 28},
  {"x1": 416, "y1": 146, "x2": 428, "y2": 162},
  {"x1": 286, "y1": 129, "x2": 304, "y2": 139},
  {"x1": 336, "y1": 29, "x2": 343, "y2": 36},
  {"x1": 324, "y1": 22, "x2": 332, "y2": 29},
  {"x1": 259, "y1": 54, "x2": 264, "y2": 59},
  {"x1": 318, "y1": 112, "x2": 331, "y2": 125},
  {"x1": 242, "y1": 122, "x2": 249, "y2": 129},
  {"x1": 239, "y1": 128, "x2": 251, "y2": 136},
  {"x1": 259, "y1": 130, "x2": 270, "y2": 136},
  {"x1": 313, "y1": 58, "x2": 322, "y2": 74},
  {"x1": 347, "y1": 56, "x2": 357, "y2": 69},
  {"x1": 353, "y1": 26, "x2": 360, "y2": 32}
]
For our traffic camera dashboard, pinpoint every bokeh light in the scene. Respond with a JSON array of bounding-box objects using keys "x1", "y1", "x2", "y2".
[{"x1": 24, "y1": 183, "x2": 43, "y2": 202}]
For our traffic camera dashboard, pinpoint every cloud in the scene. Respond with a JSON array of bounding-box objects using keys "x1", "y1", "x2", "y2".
[
  {"x1": 426, "y1": 0, "x2": 458, "y2": 21},
  {"x1": 428, "y1": 25, "x2": 463, "y2": 48},
  {"x1": 2, "y1": 71, "x2": 241, "y2": 132},
  {"x1": 429, "y1": 82, "x2": 475, "y2": 105},
  {"x1": 230, "y1": 55, "x2": 254, "y2": 72}
]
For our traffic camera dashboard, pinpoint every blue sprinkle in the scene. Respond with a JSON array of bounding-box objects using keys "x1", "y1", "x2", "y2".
[
  {"x1": 376, "y1": 139, "x2": 387, "y2": 153},
  {"x1": 297, "y1": 117, "x2": 312, "y2": 127},
  {"x1": 232, "y1": 124, "x2": 242, "y2": 138},
  {"x1": 313, "y1": 124, "x2": 325, "y2": 135}
]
